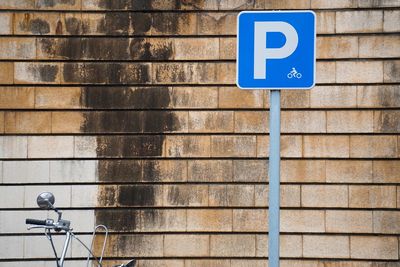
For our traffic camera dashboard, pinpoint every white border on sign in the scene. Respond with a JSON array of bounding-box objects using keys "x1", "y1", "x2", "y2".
[{"x1": 236, "y1": 10, "x2": 317, "y2": 90}]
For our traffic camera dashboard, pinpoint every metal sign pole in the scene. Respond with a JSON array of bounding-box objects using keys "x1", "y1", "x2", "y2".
[{"x1": 268, "y1": 89, "x2": 281, "y2": 267}]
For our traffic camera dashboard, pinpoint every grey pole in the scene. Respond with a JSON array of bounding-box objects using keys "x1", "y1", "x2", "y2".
[{"x1": 268, "y1": 89, "x2": 281, "y2": 267}]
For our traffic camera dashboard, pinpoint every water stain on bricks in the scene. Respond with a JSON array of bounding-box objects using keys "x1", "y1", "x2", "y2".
[
  {"x1": 62, "y1": 63, "x2": 150, "y2": 83},
  {"x1": 96, "y1": 209, "x2": 139, "y2": 231},
  {"x1": 98, "y1": 160, "x2": 142, "y2": 183},
  {"x1": 27, "y1": 64, "x2": 59, "y2": 82},
  {"x1": 118, "y1": 185, "x2": 156, "y2": 206},
  {"x1": 98, "y1": 13, "x2": 131, "y2": 35},
  {"x1": 83, "y1": 87, "x2": 172, "y2": 109},
  {"x1": 19, "y1": 14, "x2": 50, "y2": 34},
  {"x1": 129, "y1": 38, "x2": 174, "y2": 60},
  {"x1": 37, "y1": 0, "x2": 76, "y2": 7}
]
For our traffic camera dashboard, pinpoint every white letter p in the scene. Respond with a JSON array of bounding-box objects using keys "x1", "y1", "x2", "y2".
[{"x1": 254, "y1": 21, "x2": 298, "y2": 79}]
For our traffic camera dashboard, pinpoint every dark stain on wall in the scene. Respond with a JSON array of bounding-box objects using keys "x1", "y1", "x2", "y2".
[
  {"x1": 28, "y1": 18, "x2": 51, "y2": 34},
  {"x1": 118, "y1": 185, "x2": 156, "y2": 206},
  {"x1": 98, "y1": 160, "x2": 142, "y2": 183},
  {"x1": 95, "y1": 209, "x2": 139, "y2": 231},
  {"x1": 83, "y1": 87, "x2": 172, "y2": 109},
  {"x1": 28, "y1": 64, "x2": 59, "y2": 82},
  {"x1": 65, "y1": 17, "x2": 81, "y2": 35},
  {"x1": 62, "y1": 63, "x2": 151, "y2": 84},
  {"x1": 36, "y1": 0, "x2": 76, "y2": 7},
  {"x1": 98, "y1": 13, "x2": 131, "y2": 35}
]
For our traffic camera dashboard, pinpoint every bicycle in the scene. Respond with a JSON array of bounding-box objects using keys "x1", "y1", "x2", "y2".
[
  {"x1": 287, "y1": 67, "x2": 302, "y2": 79},
  {"x1": 25, "y1": 192, "x2": 136, "y2": 267}
]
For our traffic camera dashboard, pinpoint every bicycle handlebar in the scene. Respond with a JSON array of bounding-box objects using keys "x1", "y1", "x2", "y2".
[{"x1": 26, "y1": 218, "x2": 48, "y2": 226}]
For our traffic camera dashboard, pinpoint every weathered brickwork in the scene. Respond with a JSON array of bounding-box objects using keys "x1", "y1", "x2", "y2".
[{"x1": 0, "y1": 0, "x2": 399, "y2": 266}]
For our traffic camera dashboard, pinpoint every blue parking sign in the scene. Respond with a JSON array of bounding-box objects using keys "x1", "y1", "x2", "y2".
[{"x1": 236, "y1": 11, "x2": 316, "y2": 89}]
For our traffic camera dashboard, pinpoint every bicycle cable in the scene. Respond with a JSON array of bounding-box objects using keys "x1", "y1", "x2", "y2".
[
  {"x1": 70, "y1": 232, "x2": 103, "y2": 267},
  {"x1": 45, "y1": 229, "x2": 61, "y2": 267}
]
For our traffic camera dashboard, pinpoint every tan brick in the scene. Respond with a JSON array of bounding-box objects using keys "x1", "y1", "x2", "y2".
[
  {"x1": 303, "y1": 136, "x2": 350, "y2": 158},
  {"x1": 14, "y1": 12, "x2": 78, "y2": 35},
  {"x1": 257, "y1": 135, "x2": 303, "y2": 158},
  {"x1": 164, "y1": 185, "x2": 208, "y2": 207},
  {"x1": 302, "y1": 185, "x2": 348, "y2": 207},
  {"x1": 374, "y1": 111, "x2": 400, "y2": 133},
  {"x1": 51, "y1": 112, "x2": 84, "y2": 133},
  {"x1": 0, "y1": 112, "x2": 3, "y2": 133},
  {"x1": 209, "y1": 185, "x2": 254, "y2": 207},
  {"x1": 254, "y1": 185, "x2": 301, "y2": 207},
  {"x1": 360, "y1": 36, "x2": 400, "y2": 58},
  {"x1": 337, "y1": 61, "x2": 383, "y2": 83},
  {"x1": 187, "y1": 209, "x2": 232, "y2": 232},
  {"x1": 27, "y1": 136, "x2": 74, "y2": 158},
  {"x1": 35, "y1": 0, "x2": 81, "y2": 10},
  {"x1": 219, "y1": 87, "x2": 264, "y2": 108},
  {"x1": 349, "y1": 185, "x2": 397, "y2": 208},
  {"x1": 317, "y1": 36, "x2": 358, "y2": 59},
  {"x1": 198, "y1": 13, "x2": 236, "y2": 35},
  {"x1": 281, "y1": 90, "x2": 310, "y2": 108},
  {"x1": 282, "y1": 160, "x2": 326, "y2": 183},
  {"x1": 281, "y1": 185, "x2": 301, "y2": 207},
  {"x1": 188, "y1": 160, "x2": 232, "y2": 182},
  {"x1": 0, "y1": 87, "x2": 34, "y2": 108},
  {"x1": 357, "y1": 85, "x2": 400, "y2": 108},
  {"x1": 174, "y1": 38, "x2": 219, "y2": 60},
  {"x1": 373, "y1": 211, "x2": 400, "y2": 234},
  {"x1": 327, "y1": 111, "x2": 373, "y2": 133},
  {"x1": 264, "y1": 0, "x2": 310, "y2": 9},
  {"x1": 350, "y1": 236, "x2": 398, "y2": 260},
  {"x1": 233, "y1": 160, "x2": 267, "y2": 182},
  {"x1": 0, "y1": 0, "x2": 35, "y2": 8},
  {"x1": 73, "y1": 136, "x2": 96, "y2": 157},
  {"x1": 143, "y1": 160, "x2": 187, "y2": 182},
  {"x1": 0, "y1": 13, "x2": 12, "y2": 34},
  {"x1": 165, "y1": 136, "x2": 210, "y2": 157},
  {"x1": 373, "y1": 160, "x2": 400, "y2": 183},
  {"x1": 210, "y1": 235, "x2": 255, "y2": 257},
  {"x1": 316, "y1": 61, "x2": 336, "y2": 83},
  {"x1": 0, "y1": 38, "x2": 36, "y2": 60},
  {"x1": 384, "y1": 10, "x2": 400, "y2": 32},
  {"x1": 135, "y1": 260, "x2": 184, "y2": 267},
  {"x1": 256, "y1": 234, "x2": 302, "y2": 257},
  {"x1": 326, "y1": 160, "x2": 372, "y2": 183},
  {"x1": 231, "y1": 260, "x2": 267, "y2": 267},
  {"x1": 152, "y1": 13, "x2": 197, "y2": 35},
  {"x1": 164, "y1": 235, "x2": 209, "y2": 257},
  {"x1": 171, "y1": 87, "x2": 218, "y2": 109},
  {"x1": 316, "y1": 11, "x2": 335, "y2": 34},
  {"x1": 303, "y1": 235, "x2": 349, "y2": 258},
  {"x1": 233, "y1": 210, "x2": 267, "y2": 232},
  {"x1": 326, "y1": 210, "x2": 373, "y2": 233},
  {"x1": 234, "y1": 111, "x2": 268, "y2": 133},
  {"x1": 359, "y1": 0, "x2": 400, "y2": 7},
  {"x1": 211, "y1": 136, "x2": 256, "y2": 157},
  {"x1": 0, "y1": 63, "x2": 14, "y2": 84},
  {"x1": 311, "y1": 86, "x2": 357, "y2": 108},
  {"x1": 5, "y1": 112, "x2": 51, "y2": 134},
  {"x1": 312, "y1": 0, "x2": 357, "y2": 8},
  {"x1": 0, "y1": 136, "x2": 28, "y2": 158},
  {"x1": 219, "y1": 0, "x2": 262, "y2": 9},
  {"x1": 350, "y1": 135, "x2": 398, "y2": 158},
  {"x1": 189, "y1": 111, "x2": 233, "y2": 133},
  {"x1": 14, "y1": 62, "x2": 60, "y2": 84},
  {"x1": 35, "y1": 87, "x2": 81, "y2": 109},
  {"x1": 185, "y1": 260, "x2": 229, "y2": 267},
  {"x1": 219, "y1": 37, "x2": 235, "y2": 60},
  {"x1": 336, "y1": 11, "x2": 383, "y2": 33},
  {"x1": 282, "y1": 111, "x2": 326, "y2": 133},
  {"x1": 281, "y1": 210, "x2": 325, "y2": 233},
  {"x1": 398, "y1": 186, "x2": 400, "y2": 208},
  {"x1": 384, "y1": 60, "x2": 400, "y2": 83}
]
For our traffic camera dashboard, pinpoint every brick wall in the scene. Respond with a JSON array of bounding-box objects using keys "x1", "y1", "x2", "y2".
[{"x1": 0, "y1": 0, "x2": 399, "y2": 266}]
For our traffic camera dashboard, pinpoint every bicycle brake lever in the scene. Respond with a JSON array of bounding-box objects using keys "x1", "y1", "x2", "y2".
[{"x1": 27, "y1": 225, "x2": 56, "y2": 230}]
